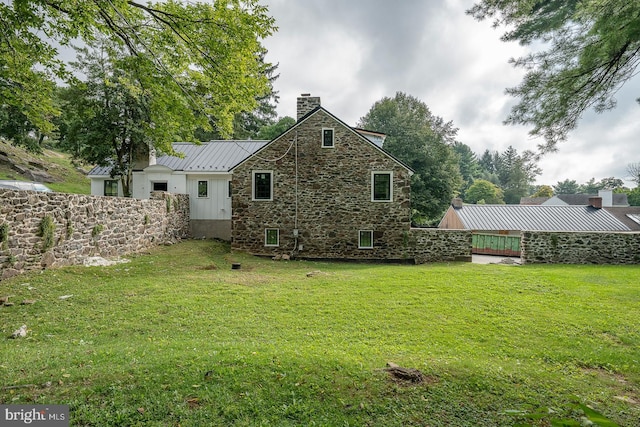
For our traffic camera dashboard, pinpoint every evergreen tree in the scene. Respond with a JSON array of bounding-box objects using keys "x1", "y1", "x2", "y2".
[
  {"x1": 358, "y1": 92, "x2": 463, "y2": 224},
  {"x1": 553, "y1": 179, "x2": 581, "y2": 195},
  {"x1": 469, "y1": 0, "x2": 640, "y2": 151}
]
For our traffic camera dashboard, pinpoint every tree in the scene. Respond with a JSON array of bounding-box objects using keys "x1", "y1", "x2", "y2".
[
  {"x1": 580, "y1": 178, "x2": 602, "y2": 194},
  {"x1": 0, "y1": 0, "x2": 275, "y2": 150},
  {"x1": 627, "y1": 163, "x2": 640, "y2": 186},
  {"x1": 195, "y1": 51, "x2": 280, "y2": 141},
  {"x1": 0, "y1": 105, "x2": 47, "y2": 152},
  {"x1": 256, "y1": 116, "x2": 296, "y2": 140},
  {"x1": 626, "y1": 187, "x2": 640, "y2": 206},
  {"x1": 553, "y1": 179, "x2": 581, "y2": 195},
  {"x1": 465, "y1": 179, "x2": 504, "y2": 204},
  {"x1": 452, "y1": 142, "x2": 482, "y2": 198},
  {"x1": 532, "y1": 185, "x2": 553, "y2": 198},
  {"x1": 479, "y1": 146, "x2": 541, "y2": 204},
  {"x1": 358, "y1": 92, "x2": 463, "y2": 225},
  {"x1": 468, "y1": 0, "x2": 640, "y2": 151},
  {"x1": 597, "y1": 177, "x2": 625, "y2": 191},
  {"x1": 57, "y1": 41, "x2": 153, "y2": 196},
  {"x1": 579, "y1": 176, "x2": 625, "y2": 194}
]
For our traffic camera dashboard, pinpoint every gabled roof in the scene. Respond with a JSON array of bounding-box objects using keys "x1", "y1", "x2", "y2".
[
  {"x1": 603, "y1": 207, "x2": 640, "y2": 231},
  {"x1": 448, "y1": 204, "x2": 631, "y2": 232},
  {"x1": 545, "y1": 193, "x2": 629, "y2": 206},
  {"x1": 88, "y1": 140, "x2": 268, "y2": 176},
  {"x1": 230, "y1": 106, "x2": 413, "y2": 174},
  {"x1": 520, "y1": 197, "x2": 551, "y2": 205}
]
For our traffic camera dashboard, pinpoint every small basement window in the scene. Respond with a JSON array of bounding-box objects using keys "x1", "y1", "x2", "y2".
[
  {"x1": 265, "y1": 229, "x2": 279, "y2": 246},
  {"x1": 359, "y1": 230, "x2": 373, "y2": 249},
  {"x1": 322, "y1": 128, "x2": 334, "y2": 148},
  {"x1": 197, "y1": 180, "x2": 208, "y2": 198}
]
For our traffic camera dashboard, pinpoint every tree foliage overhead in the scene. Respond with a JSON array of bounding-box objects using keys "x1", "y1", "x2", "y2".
[
  {"x1": 468, "y1": 0, "x2": 640, "y2": 151},
  {"x1": 0, "y1": 0, "x2": 276, "y2": 150},
  {"x1": 57, "y1": 39, "x2": 155, "y2": 196},
  {"x1": 358, "y1": 92, "x2": 463, "y2": 225}
]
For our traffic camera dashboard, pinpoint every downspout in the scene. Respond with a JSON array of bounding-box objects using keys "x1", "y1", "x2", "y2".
[{"x1": 292, "y1": 131, "x2": 299, "y2": 257}]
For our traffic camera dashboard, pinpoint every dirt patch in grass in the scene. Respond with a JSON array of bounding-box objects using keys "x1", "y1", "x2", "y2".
[
  {"x1": 581, "y1": 366, "x2": 640, "y2": 406},
  {"x1": 383, "y1": 363, "x2": 439, "y2": 386}
]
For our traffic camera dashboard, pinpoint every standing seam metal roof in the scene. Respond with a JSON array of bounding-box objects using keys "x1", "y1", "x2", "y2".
[
  {"x1": 455, "y1": 205, "x2": 631, "y2": 231},
  {"x1": 87, "y1": 141, "x2": 269, "y2": 176}
]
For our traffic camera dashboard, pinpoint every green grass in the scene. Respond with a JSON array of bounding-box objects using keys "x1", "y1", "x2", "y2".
[
  {"x1": 1, "y1": 240, "x2": 638, "y2": 426},
  {"x1": 0, "y1": 139, "x2": 91, "y2": 194}
]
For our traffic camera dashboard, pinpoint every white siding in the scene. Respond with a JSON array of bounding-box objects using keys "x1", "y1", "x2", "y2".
[
  {"x1": 188, "y1": 175, "x2": 232, "y2": 220},
  {"x1": 89, "y1": 178, "x2": 124, "y2": 197},
  {"x1": 133, "y1": 166, "x2": 187, "y2": 199},
  {"x1": 90, "y1": 178, "x2": 105, "y2": 196}
]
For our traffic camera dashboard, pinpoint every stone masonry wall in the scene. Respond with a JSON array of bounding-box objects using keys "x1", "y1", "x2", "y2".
[
  {"x1": 0, "y1": 189, "x2": 189, "y2": 279},
  {"x1": 232, "y1": 109, "x2": 414, "y2": 261},
  {"x1": 410, "y1": 229, "x2": 472, "y2": 264},
  {"x1": 521, "y1": 231, "x2": 640, "y2": 264},
  {"x1": 231, "y1": 109, "x2": 472, "y2": 264}
]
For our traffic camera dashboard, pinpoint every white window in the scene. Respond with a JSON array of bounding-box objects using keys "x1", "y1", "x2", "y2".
[
  {"x1": 265, "y1": 229, "x2": 279, "y2": 246},
  {"x1": 322, "y1": 128, "x2": 334, "y2": 148},
  {"x1": 371, "y1": 171, "x2": 393, "y2": 201},
  {"x1": 253, "y1": 171, "x2": 273, "y2": 201},
  {"x1": 197, "y1": 180, "x2": 208, "y2": 198},
  {"x1": 359, "y1": 230, "x2": 373, "y2": 249}
]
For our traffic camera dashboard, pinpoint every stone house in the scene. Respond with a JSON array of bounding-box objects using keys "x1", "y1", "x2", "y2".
[{"x1": 230, "y1": 95, "x2": 415, "y2": 260}]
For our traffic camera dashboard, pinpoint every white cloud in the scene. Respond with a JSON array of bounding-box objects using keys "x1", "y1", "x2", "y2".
[{"x1": 262, "y1": 0, "x2": 640, "y2": 187}]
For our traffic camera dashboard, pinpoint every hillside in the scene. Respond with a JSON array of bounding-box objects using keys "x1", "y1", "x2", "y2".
[{"x1": 0, "y1": 139, "x2": 91, "y2": 194}]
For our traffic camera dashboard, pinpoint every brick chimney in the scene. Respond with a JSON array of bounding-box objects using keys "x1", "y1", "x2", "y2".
[
  {"x1": 589, "y1": 196, "x2": 602, "y2": 209},
  {"x1": 297, "y1": 94, "x2": 321, "y2": 121}
]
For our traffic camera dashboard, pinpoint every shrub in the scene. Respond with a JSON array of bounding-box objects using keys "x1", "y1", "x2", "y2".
[{"x1": 38, "y1": 215, "x2": 56, "y2": 252}]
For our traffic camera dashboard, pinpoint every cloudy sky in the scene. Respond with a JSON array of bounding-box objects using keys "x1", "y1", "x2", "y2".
[{"x1": 260, "y1": 0, "x2": 640, "y2": 187}]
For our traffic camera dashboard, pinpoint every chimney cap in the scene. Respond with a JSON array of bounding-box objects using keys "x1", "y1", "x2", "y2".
[{"x1": 300, "y1": 93, "x2": 311, "y2": 97}]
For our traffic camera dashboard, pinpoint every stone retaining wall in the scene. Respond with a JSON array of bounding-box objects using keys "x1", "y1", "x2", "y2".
[
  {"x1": 409, "y1": 228, "x2": 472, "y2": 264},
  {"x1": 0, "y1": 189, "x2": 189, "y2": 279},
  {"x1": 521, "y1": 231, "x2": 640, "y2": 264}
]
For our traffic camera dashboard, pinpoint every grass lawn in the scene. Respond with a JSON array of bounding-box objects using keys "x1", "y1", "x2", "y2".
[{"x1": 1, "y1": 240, "x2": 638, "y2": 426}]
